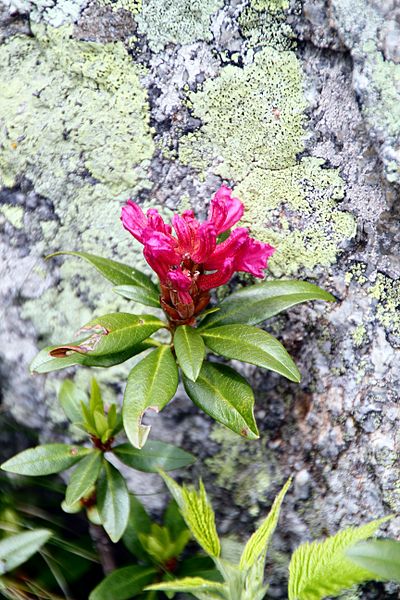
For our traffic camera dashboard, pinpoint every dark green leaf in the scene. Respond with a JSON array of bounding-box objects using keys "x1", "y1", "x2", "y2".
[
  {"x1": 30, "y1": 313, "x2": 163, "y2": 374},
  {"x1": 123, "y1": 495, "x2": 152, "y2": 560},
  {"x1": 199, "y1": 280, "x2": 335, "y2": 329},
  {"x1": 97, "y1": 461, "x2": 130, "y2": 542},
  {"x1": 346, "y1": 540, "x2": 400, "y2": 583},
  {"x1": 164, "y1": 500, "x2": 188, "y2": 539},
  {"x1": 201, "y1": 324, "x2": 301, "y2": 382},
  {"x1": 63, "y1": 313, "x2": 165, "y2": 356},
  {"x1": 1, "y1": 444, "x2": 91, "y2": 476},
  {"x1": 123, "y1": 346, "x2": 178, "y2": 449},
  {"x1": 176, "y1": 556, "x2": 222, "y2": 582},
  {"x1": 65, "y1": 451, "x2": 102, "y2": 507},
  {"x1": 0, "y1": 530, "x2": 52, "y2": 575},
  {"x1": 183, "y1": 362, "x2": 259, "y2": 439},
  {"x1": 58, "y1": 379, "x2": 88, "y2": 424},
  {"x1": 48, "y1": 251, "x2": 158, "y2": 293},
  {"x1": 113, "y1": 440, "x2": 195, "y2": 473},
  {"x1": 89, "y1": 565, "x2": 156, "y2": 600},
  {"x1": 30, "y1": 340, "x2": 154, "y2": 374},
  {"x1": 174, "y1": 325, "x2": 205, "y2": 382},
  {"x1": 113, "y1": 285, "x2": 160, "y2": 308}
]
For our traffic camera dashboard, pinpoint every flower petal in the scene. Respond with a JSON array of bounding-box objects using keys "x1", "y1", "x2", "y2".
[
  {"x1": 121, "y1": 200, "x2": 148, "y2": 242},
  {"x1": 208, "y1": 185, "x2": 244, "y2": 234}
]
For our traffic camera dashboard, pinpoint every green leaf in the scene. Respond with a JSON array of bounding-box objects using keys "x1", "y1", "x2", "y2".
[
  {"x1": 58, "y1": 379, "x2": 88, "y2": 424},
  {"x1": 146, "y1": 577, "x2": 227, "y2": 599},
  {"x1": 123, "y1": 495, "x2": 152, "y2": 560},
  {"x1": 89, "y1": 378, "x2": 104, "y2": 414},
  {"x1": 89, "y1": 565, "x2": 157, "y2": 600},
  {"x1": 97, "y1": 460, "x2": 130, "y2": 542},
  {"x1": 49, "y1": 251, "x2": 158, "y2": 293},
  {"x1": 240, "y1": 478, "x2": 291, "y2": 570},
  {"x1": 346, "y1": 539, "x2": 400, "y2": 583},
  {"x1": 61, "y1": 313, "x2": 165, "y2": 357},
  {"x1": 1, "y1": 444, "x2": 91, "y2": 476},
  {"x1": 113, "y1": 440, "x2": 195, "y2": 472},
  {"x1": 65, "y1": 451, "x2": 102, "y2": 507},
  {"x1": 288, "y1": 517, "x2": 390, "y2": 600},
  {"x1": 93, "y1": 411, "x2": 109, "y2": 438},
  {"x1": 123, "y1": 346, "x2": 178, "y2": 449},
  {"x1": 201, "y1": 324, "x2": 301, "y2": 383},
  {"x1": 199, "y1": 280, "x2": 335, "y2": 329},
  {"x1": 160, "y1": 473, "x2": 221, "y2": 559},
  {"x1": 182, "y1": 361, "x2": 259, "y2": 440},
  {"x1": 113, "y1": 285, "x2": 160, "y2": 308},
  {"x1": 30, "y1": 339, "x2": 156, "y2": 374},
  {"x1": 174, "y1": 325, "x2": 205, "y2": 382},
  {"x1": 0, "y1": 529, "x2": 52, "y2": 575}
]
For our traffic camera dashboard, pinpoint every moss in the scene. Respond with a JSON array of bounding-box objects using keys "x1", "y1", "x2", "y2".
[
  {"x1": 180, "y1": 46, "x2": 355, "y2": 274},
  {"x1": 0, "y1": 25, "x2": 155, "y2": 390},
  {"x1": 206, "y1": 426, "x2": 276, "y2": 516},
  {"x1": 0, "y1": 204, "x2": 24, "y2": 229},
  {"x1": 136, "y1": 0, "x2": 224, "y2": 52}
]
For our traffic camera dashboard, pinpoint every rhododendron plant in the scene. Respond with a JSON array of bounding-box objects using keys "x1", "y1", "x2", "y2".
[
  {"x1": 121, "y1": 186, "x2": 275, "y2": 326},
  {"x1": 31, "y1": 186, "x2": 334, "y2": 446}
]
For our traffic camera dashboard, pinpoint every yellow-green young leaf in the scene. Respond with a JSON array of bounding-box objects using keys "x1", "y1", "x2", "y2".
[
  {"x1": 288, "y1": 517, "x2": 391, "y2": 600},
  {"x1": 58, "y1": 379, "x2": 88, "y2": 424},
  {"x1": 65, "y1": 451, "x2": 102, "y2": 507},
  {"x1": 89, "y1": 565, "x2": 157, "y2": 600},
  {"x1": 48, "y1": 251, "x2": 158, "y2": 292},
  {"x1": 1, "y1": 444, "x2": 91, "y2": 476},
  {"x1": 174, "y1": 325, "x2": 205, "y2": 382},
  {"x1": 93, "y1": 411, "x2": 109, "y2": 438},
  {"x1": 160, "y1": 473, "x2": 221, "y2": 558},
  {"x1": 0, "y1": 529, "x2": 52, "y2": 575},
  {"x1": 240, "y1": 478, "x2": 291, "y2": 570},
  {"x1": 199, "y1": 280, "x2": 335, "y2": 329},
  {"x1": 89, "y1": 378, "x2": 104, "y2": 415},
  {"x1": 123, "y1": 346, "x2": 178, "y2": 449},
  {"x1": 201, "y1": 325, "x2": 301, "y2": 383},
  {"x1": 146, "y1": 577, "x2": 228, "y2": 599},
  {"x1": 97, "y1": 461, "x2": 130, "y2": 543},
  {"x1": 182, "y1": 362, "x2": 259, "y2": 440},
  {"x1": 346, "y1": 539, "x2": 400, "y2": 583}
]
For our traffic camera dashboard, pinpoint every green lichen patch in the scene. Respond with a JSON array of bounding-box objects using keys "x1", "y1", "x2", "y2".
[
  {"x1": 4, "y1": 0, "x2": 88, "y2": 27},
  {"x1": 180, "y1": 47, "x2": 306, "y2": 180},
  {"x1": 0, "y1": 25, "x2": 156, "y2": 390},
  {"x1": 206, "y1": 426, "x2": 276, "y2": 516},
  {"x1": 237, "y1": 157, "x2": 356, "y2": 276},
  {"x1": 179, "y1": 46, "x2": 355, "y2": 274},
  {"x1": 0, "y1": 25, "x2": 154, "y2": 195},
  {"x1": 369, "y1": 274, "x2": 400, "y2": 340},
  {"x1": 239, "y1": 0, "x2": 294, "y2": 51},
  {"x1": 98, "y1": 0, "x2": 142, "y2": 14},
  {"x1": 136, "y1": 0, "x2": 224, "y2": 52},
  {"x1": 0, "y1": 204, "x2": 24, "y2": 229}
]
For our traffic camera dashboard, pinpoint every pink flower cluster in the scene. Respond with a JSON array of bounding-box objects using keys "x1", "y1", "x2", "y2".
[{"x1": 121, "y1": 186, "x2": 275, "y2": 325}]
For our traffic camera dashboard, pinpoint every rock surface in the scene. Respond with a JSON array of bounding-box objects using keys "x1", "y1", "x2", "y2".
[{"x1": 0, "y1": 0, "x2": 399, "y2": 597}]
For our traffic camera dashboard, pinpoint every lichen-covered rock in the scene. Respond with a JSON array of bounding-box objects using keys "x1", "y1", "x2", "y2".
[{"x1": 0, "y1": 1, "x2": 399, "y2": 598}]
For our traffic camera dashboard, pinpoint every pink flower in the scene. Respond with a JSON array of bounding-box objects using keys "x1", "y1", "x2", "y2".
[{"x1": 121, "y1": 186, "x2": 275, "y2": 325}]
